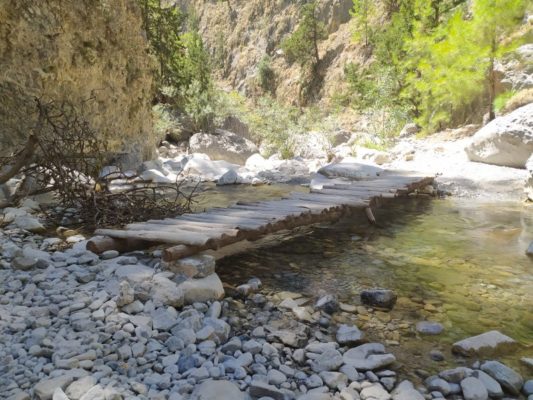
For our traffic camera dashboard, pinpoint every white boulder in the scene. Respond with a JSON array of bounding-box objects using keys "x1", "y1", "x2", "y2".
[
  {"x1": 465, "y1": 103, "x2": 533, "y2": 168},
  {"x1": 189, "y1": 129, "x2": 258, "y2": 165}
]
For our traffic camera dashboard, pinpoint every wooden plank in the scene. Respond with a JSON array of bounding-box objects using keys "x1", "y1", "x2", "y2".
[
  {"x1": 143, "y1": 217, "x2": 244, "y2": 231},
  {"x1": 290, "y1": 193, "x2": 369, "y2": 207},
  {"x1": 163, "y1": 245, "x2": 205, "y2": 261},
  {"x1": 95, "y1": 228, "x2": 216, "y2": 247},
  {"x1": 86, "y1": 236, "x2": 151, "y2": 254},
  {"x1": 311, "y1": 187, "x2": 397, "y2": 198},
  {"x1": 178, "y1": 214, "x2": 271, "y2": 230},
  {"x1": 125, "y1": 223, "x2": 240, "y2": 237}
]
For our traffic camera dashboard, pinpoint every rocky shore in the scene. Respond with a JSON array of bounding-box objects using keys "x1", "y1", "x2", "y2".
[{"x1": 1, "y1": 224, "x2": 532, "y2": 400}]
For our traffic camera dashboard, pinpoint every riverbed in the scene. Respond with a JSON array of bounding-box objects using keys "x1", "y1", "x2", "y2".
[{"x1": 217, "y1": 197, "x2": 533, "y2": 377}]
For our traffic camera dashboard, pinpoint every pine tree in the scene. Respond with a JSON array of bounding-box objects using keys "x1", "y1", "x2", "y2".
[
  {"x1": 410, "y1": 0, "x2": 526, "y2": 130},
  {"x1": 350, "y1": 0, "x2": 377, "y2": 47},
  {"x1": 281, "y1": 1, "x2": 327, "y2": 69},
  {"x1": 471, "y1": 0, "x2": 526, "y2": 120}
]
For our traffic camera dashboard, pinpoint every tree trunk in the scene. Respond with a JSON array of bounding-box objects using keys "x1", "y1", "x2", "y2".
[
  {"x1": 0, "y1": 134, "x2": 38, "y2": 185},
  {"x1": 487, "y1": 38, "x2": 497, "y2": 122}
]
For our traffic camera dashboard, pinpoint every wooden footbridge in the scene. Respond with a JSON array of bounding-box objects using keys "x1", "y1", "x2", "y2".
[{"x1": 87, "y1": 171, "x2": 434, "y2": 261}]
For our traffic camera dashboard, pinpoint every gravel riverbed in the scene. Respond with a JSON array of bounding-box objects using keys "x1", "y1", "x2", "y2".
[{"x1": 1, "y1": 224, "x2": 532, "y2": 400}]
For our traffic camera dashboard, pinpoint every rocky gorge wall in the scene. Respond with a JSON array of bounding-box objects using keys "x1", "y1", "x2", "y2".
[
  {"x1": 181, "y1": 0, "x2": 362, "y2": 106},
  {"x1": 0, "y1": 0, "x2": 156, "y2": 167}
]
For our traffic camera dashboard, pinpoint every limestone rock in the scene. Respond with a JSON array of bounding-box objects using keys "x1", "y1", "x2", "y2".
[
  {"x1": 149, "y1": 274, "x2": 184, "y2": 308},
  {"x1": 189, "y1": 129, "x2": 258, "y2": 165},
  {"x1": 460, "y1": 377, "x2": 488, "y2": 400},
  {"x1": 217, "y1": 169, "x2": 242, "y2": 185},
  {"x1": 0, "y1": 0, "x2": 156, "y2": 167},
  {"x1": 392, "y1": 380, "x2": 425, "y2": 400},
  {"x1": 318, "y1": 161, "x2": 383, "y2": 180},
  {"x1": 179, "y1": 273, "x2": 225, "y2": 304},
  {"x1": 360, "y1": 289, "x2": 397, "y2": 309},
  {"x1": 465, "y1": 103, "x2": 533, "y2": 168},
  {"x1": 452, "y1": 330, "x2": 517, "y2": 357},
  {"x1": 249, "y1": 381, "x2": 291, "y2": 400},
  {"x1": 336, "y1": 324, "x2": 364, "y2": 345},
  {"x1": 34, "y1": 376, "x2": 75, "y2": 400},
  {"x1": 480, "y1": 361, "x2": 523, "y2": 396},
  {"x1": 166, "y1": 255, "x2": 216, "y2": 278},
  {"x1": 65, "y1": 376, "x2": 97, "y2": 400},
  {"x1": 12, "y1": 256, "x2": 38, "y2": 271},
  {"x1": 416, "y1": 321, "x2": 444, "y2": 335},
  {"x1": 184, "y1": 157, "x2": 240, "y2": 181},
  {"x1": 343, "y1": 343, "x2": 396, "y2": 371},
  {"x1": 14, "y1": 215, "x2": 46, "y2": 233},
  {"x1": 190, "y1": 380, "x2": 245, "y2": 400},
  {"x1": 116, "y1": 280, "x2": 134, "y2": 307}
]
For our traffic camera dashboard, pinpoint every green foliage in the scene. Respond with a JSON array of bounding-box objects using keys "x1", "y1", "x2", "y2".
[
  {"x1": 346, "y1": 0, "x2": 526, "y2": 134},
  {"x1": 281, "y1": 2, "x2": 327, "y2": 68},
  {"x1": 350, "y1": 0, "x2": 377, "y2": 47},
  {"x1": 138, "y1": 0, "x2": 186, "y2": 89},
  {"x1": 138, "y1": 0, "x2": 216, "y2": 132},
  {"x1": 214, "y1": 92, "x2": 340, "y2": 159},
  {"x1": 257, "y1": 55, "x2": 276, "y2": 93},
  {"x1": 493, "y1": 90, "x2": 517, "y2": 113},
  {"x1": 412, "y1": 0, "x2": 526, "y2": 131}
]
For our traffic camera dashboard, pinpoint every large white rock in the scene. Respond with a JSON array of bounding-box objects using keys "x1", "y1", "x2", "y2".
[
  {"x1": 318, "y1": 159, "x2": 383, "y2": 180},
  {"x1": 179, "y1": 273, "x2": 225, "y2": 304},
  {"x1": 465, "y1": 103, "x2": 533, "y2": 168},
  {"x1": 189, "y1": 129, "x2": 258, "y2": 165},
  {"x1": 292, "y1": 131, "x2": 332, "y2": 159},
  {"x1": 34, "y1": 376, "x2": 75, "y2": 400},
  {"x1": 452, "y1": 330, "x2": 517, "y2": 357},
  {"x1": 216, "y1": 169, "x2": 242, "y2": 186},
  {"x1": 140, "y1": 169, "x2": 178, "y2": 183},
  {"x1": 149, "y1": 274, "x2": 184, "y2": 308},
  {"x1": 184, "y1": 157, "x2": 239, "y2": 181}
]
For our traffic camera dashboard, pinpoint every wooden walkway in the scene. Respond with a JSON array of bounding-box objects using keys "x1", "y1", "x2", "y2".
[{"x1": 87, "y1": 172, "x2": 434, "y2": 261}]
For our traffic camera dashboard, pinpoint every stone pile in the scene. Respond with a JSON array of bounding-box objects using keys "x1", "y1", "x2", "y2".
[{"x1": 1, "y1": 227, "x2": 532, "y2": 400}]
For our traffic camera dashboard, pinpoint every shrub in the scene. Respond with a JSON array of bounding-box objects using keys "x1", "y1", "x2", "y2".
[
  {"x1": 501, "y1": 88, "x2": 533, "y2": 114},
  {"x1": 257, "y1": 55, "x2": 276, "y2": 93}
]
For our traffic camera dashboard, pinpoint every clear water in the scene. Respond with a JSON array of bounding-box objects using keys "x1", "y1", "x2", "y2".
[{"x1": 217, "y1": 197, "x2": 533, "y2": 375}]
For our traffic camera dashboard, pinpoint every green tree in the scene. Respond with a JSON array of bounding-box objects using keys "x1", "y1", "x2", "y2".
[
  {"x1": 471, "y1": 0, "x2": 526, "y2": 120},
  {"x1": 350, "y1": 0, "x2": 377, "y2": 47},
  {"x1": 410, "y1": 0, "x2": 526, "y2": 130},
  {"x1": 138, "y1": 0, "x2": 216, "y2": 131},
  {"x1": 257, "y1": 55, "x2": 276, "y2": 93},
  {"x1": 281, "y1": 1, "x2": 327, "y2": 68},
  {"x1": 138, "y1": 0, "x2": 186, "y2": 90}
]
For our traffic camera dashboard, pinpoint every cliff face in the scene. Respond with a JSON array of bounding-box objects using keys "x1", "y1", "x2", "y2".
[
  {"x1": 182, "y1": 0, "x2": 363, "y2": 106},
  {"x1": 0, "y1": 0, "x2": 156, "y2": 167}
]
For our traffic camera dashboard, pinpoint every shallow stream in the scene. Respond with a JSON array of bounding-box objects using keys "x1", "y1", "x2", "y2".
[{"x1": 214, "y1": 196, "x2": 533, "y2": 377}]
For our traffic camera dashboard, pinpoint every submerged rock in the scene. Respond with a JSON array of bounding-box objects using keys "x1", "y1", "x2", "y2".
[
  {"x1": 452, "y1": 330, "x2": 517, "y2": 356},
  {"x1": 314, "y1": 294, "x2": 339, "y2": 314},
  {"x1": 360, "y1": 289, "x2": 397, "y2": 309},
  {"x1": 343, "y1": 343, "x2": 396, "y2": 371},
  {"x1": 416, "y1": 321, "x2": 444, "y2": 335}
]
